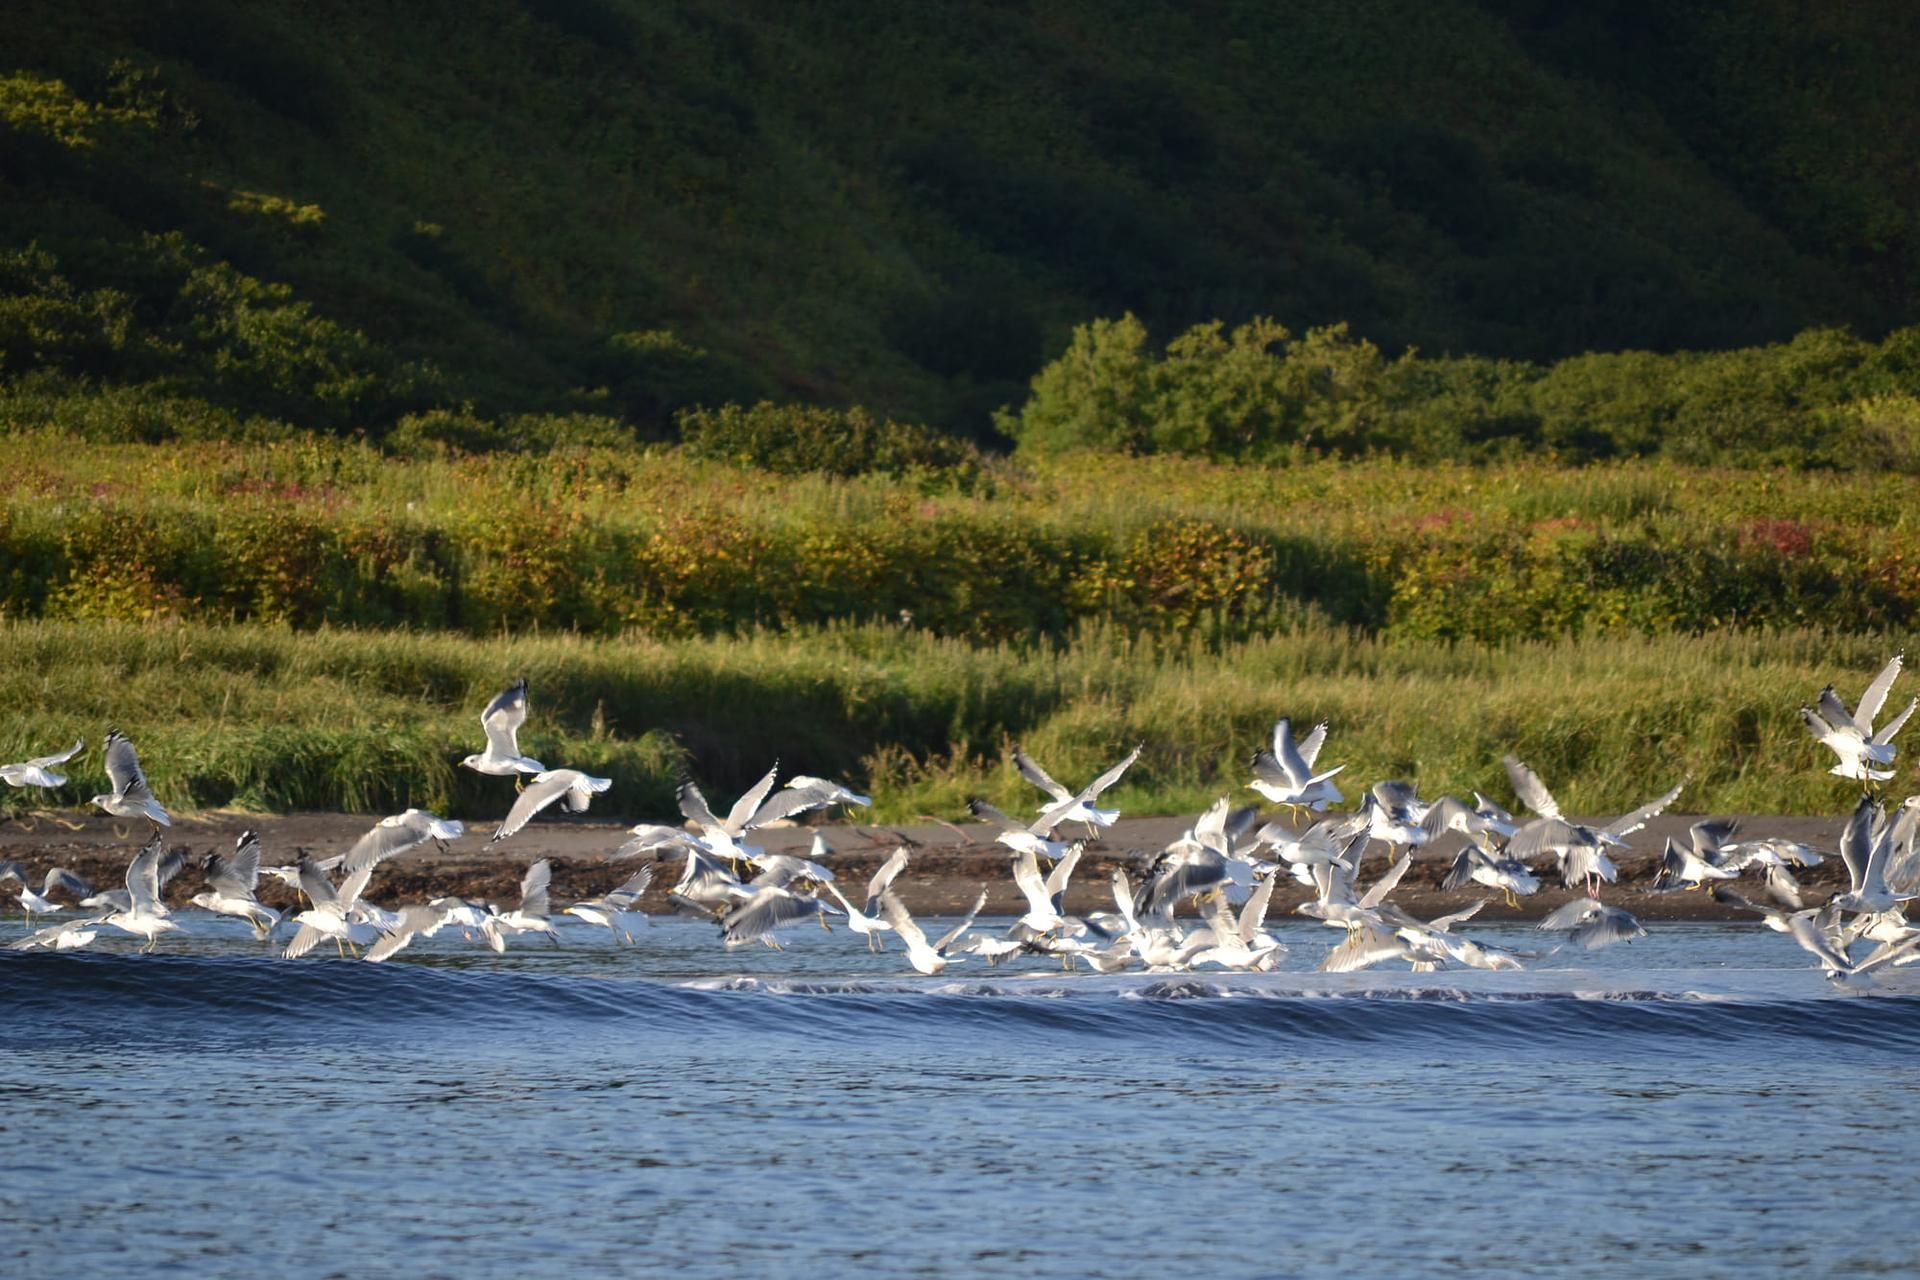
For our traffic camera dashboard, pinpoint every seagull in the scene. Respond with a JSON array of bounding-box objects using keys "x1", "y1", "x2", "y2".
[
  {"x1": 677, "y1": 764, "x2": 857, "y2": 860},
  {"x1": 782, "y1": 776, "x2": 872, "y2": 809},
  {"x1": 1831, "y1": 793, "x2": 1920, "y2": 915},
  {"x1": 1441, "y1": 845, "x2": 1540, "y2": 907},
  {"x1": 489, "y1": 769, "x2": 612, "y2": 843},
  {"x1": 97, "y1": 833, "x2": 185, "y2": 952},
  {"x1": 878, "y1": 886, "x2": 987, "y2": 975},
  {"x1": 487, "y1": 859, "x2": 560, "y2": 946},
  {"x1": 461, "y1": 678, "x2": 546, "y2": 777},
  {"x1": 190, "y1": 831, "x2": 281, "y2": 938},
  {"x1": 564, "y1": 866, "x2": 654, "y2": 942},
  {"x1": 283, "y1": 855, "x2": 379, "y2": 959},
  {"x1": 1137, "y1": 798, "x2": 1260, "y2": 919},
  {"x1": 1011, "y1": 743, "x2": 1142, "y2": 831},
  {"x1": 342, "y1": 809, "x2": 465, "y2": 874},
  {"x1": 1783, "y1": 904, "x2": 1920, "y2": 988},
  {"x1": 966, "y1": 797, "x2": 1070, "y2": 862},
  {"x1": 12, "y1": 866, "x2": 91, "y2": 926},
  {"x1": 1801, "y1": 653, "x2": 1915, "y2": 782},
  {"x1": 1247, "y1": 719, "x2": 1345, "y2": 814},
  {"x1": 1650, "y1": 820, "x2": 1743, "y2": 892},
  {"x1": 1536, "y1": 897, "x2": 1647, "y2": 951},
  {"x1": 1, "y1": 738, "x2": 84, "y2": 789},
  {"x1": 363, "y1": 903, "x2": 459, "y2": 963},
  {"x1": 718, "y1": 883, "x2": 841, "y2": 949},
  {"x1": 819, "y1": 847, "x2": 908, "y2": 951},
  {"x1": 91, "y1": 729, "x2": 171, "y2": 827},
  {"x1": 1503, "y1": 756, "x2": 1683, "y2": 888},
  {"x1": 1008, "y1": 842, "x2": 1083, "y2": 939}
]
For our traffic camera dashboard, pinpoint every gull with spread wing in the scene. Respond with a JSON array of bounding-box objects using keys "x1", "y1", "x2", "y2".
[
  {"x1": 92, "y1": 730, "x2": 171, "y2": 828},
  {"x1": 1, "y1": 738, "x2": 84, "y2": 789},
  {"x1": 1247, "y1": 719, "x2": 1345, "y2": 814},
  {"x1": 1011, "y1": 743, "x2": 1142, "y2": 832},
  {"x1": 460, "y1": 678, "x2": 545, "y2": 778},
  {"x1": 489, "y1": 769, "x2": 612, "y2": 844},
  {"x1": 1800, "y1": 652, "x2": 1915, "y2": 783}
]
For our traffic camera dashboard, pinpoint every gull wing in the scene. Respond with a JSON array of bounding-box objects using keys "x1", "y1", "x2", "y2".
[
  {"x1": 1839, "y1": 793, "x2": 1878, "y2": 894},
  {"x1": 103, "y1": 730, "x2": 155, "y2": 802},
  {"x1": 1506, "y1": 817, "x2": 1587, "y2": 862},
  {"x1": 1871, "y1": 696, "x2": 1918, "y2": 746},
  {"x1": 966, "y1": 798, "x2": 1027, "y2": 834},
  {"x1": 1011, "y1": 850, "x2": 1053, "y2": 918},
  {"x1": 296, "y1": 856, "x2": 339, "y2": 909},
  {"x1": 724, "y1": 762, "x2": 782, "y2": 835},
  {"x1": 1111, "y1": 869, "x2": 1140, "y2": 933},
  {"x1": 934, "y1": 886, "x2": 989, "y2": 954},
  {"x1": 1569, "y1": 904, "x2": 1646, "y2": 950},
  {"x1": 740, "y1": 787, "x2": 821, "y2": 829},
  {"x1": 1854, "y1": 652, "x2": 1904, "y2": 732},
  {"x1": 519, "y1": 859, "x2": 552, "y2": 917},
  {"x1": 44, "y1": 866, "x2": 93, "y2": 899},
  {"x1": 1786, "y1": 909, "x2": 1854, "y2": 971},
  {"x1": 1359, "y1": 852, "x2": 1412, "y2": 910},
  {"x1": 1043, "y1": 842, "x2": 1083, "y2": 912},
  {"x1": 1293, "y1": 720, "x2": 1329, "y2": 768},
  {"x1": 1421, "y1": 794, "x2": 1482, "y2": 840},
  {"x1": 364, "y1": 904, "x2": 448, "y2": 963},
  {"x1": 603, "y1": 865, "x2": 655, "y2": 906},
  {"x1": 27, "y1": 737, "x2": 85, "y2": 770},
  {"x1": 1818, "y1": 686, "x2": 1856, "y2": 731},
  {"x1": 1236, "y1": 873, "x2": 1277, "y2": 940},
  {"x1": 227, "y1": 832, "x2": 263, "y2": 891},
  {"x1": 480, "y1": 678, "x2": 530, "y2": 758},
  {"x1": 719, "y1": 887, "x2": 822, "y2": 944},
  {"x1": 343, "y1": 811, "x2": 439, "y2": 874},
  {"x1": 1273, "y1": 720, "x2": 1314, "y2": 785},
  {"x1": 676, "y1": 778, "x2": 724, "y2": 830},
  {"x1": 1427, "y1": 898, "x2": 1489, "y2": 932},
  {"x1": 1502, "y1": 756, "x2": 1561, "y2": 820},
  {"x1": 492, "y1": 772, "x2": 576, "y2": 842},
  {"x1": 1012, "y1": 748, "x2": 1073, "y2": 803},
  {"x1": 672, "y1": 846, "x2": 743, "y2": 902},
  {"x1": 1192, "y1": 796, "x2": 1233, "y2": 857},
  {"x1": 1604, "y1": 778, "x2": 1686, "y2": 838},
  {"x1": 337, "y1": 865, "x2": 375, "y2": 910},
  {"x1": 864, "y1": 847, "x2": 910, "y2": 913},
  {"x1": 1081, "y1": 744, "x2": 1143, "y2": 801},
  {"x1": 1537, "y1": 898, "x2": 1603, "y2": 931},
  {"x1": 125, "y1": 834, "x2": 165, "y2": 915},
  {"x1": 877, "y1": 891, "x2": 931, "y2": 952}
]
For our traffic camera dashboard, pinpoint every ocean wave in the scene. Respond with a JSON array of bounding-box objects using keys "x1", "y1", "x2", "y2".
[{"x1": 7, "y1": 951, "x2": 1920, "y2": 1055}]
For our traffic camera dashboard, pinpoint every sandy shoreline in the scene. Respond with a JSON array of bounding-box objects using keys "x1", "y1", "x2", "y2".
[{"x1": 0, "y1": 808, "x2": 1851, "y2": 925}]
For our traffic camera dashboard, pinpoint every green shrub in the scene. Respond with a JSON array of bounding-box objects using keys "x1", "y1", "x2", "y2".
[{"x1": 676, "y1": 400, "x2": 980, "y2": 480}]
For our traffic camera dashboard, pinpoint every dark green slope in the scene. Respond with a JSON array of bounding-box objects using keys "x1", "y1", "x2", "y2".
[{"x1": 2, "y1": 0, "x2": 1915, "y2": 441}]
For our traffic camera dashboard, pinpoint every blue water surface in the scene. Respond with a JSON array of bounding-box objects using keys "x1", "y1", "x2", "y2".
[{"x1": 2, "y1": 917, "x2": 1914, "y2": 1279}]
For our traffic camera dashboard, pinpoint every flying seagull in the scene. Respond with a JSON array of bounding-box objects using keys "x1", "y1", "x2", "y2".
[
  {"x1": 1, "y1": 738, "x2": 84, "y2": 789},
  {"x1": 489, "y1": 769, "x2": 612, "y2": 843},
  {"x1": 91, "y1": 730, "x2": 171, "y2": 827},
  {"x1": 461, "y1": 678, "x2": 546, "y2": 777},
  {"x1": 1801, "y1": 653, "x2": 1916, "y2": 782}
]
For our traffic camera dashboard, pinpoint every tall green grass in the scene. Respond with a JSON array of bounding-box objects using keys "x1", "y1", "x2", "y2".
[{"x1": 0, "y1": 618, "x2": 1905, "y2": 824}]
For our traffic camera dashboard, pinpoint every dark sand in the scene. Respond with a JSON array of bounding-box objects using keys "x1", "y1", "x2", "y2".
[{"x1": 0, "y1": 809, "x2": 1850, "y2": 923}]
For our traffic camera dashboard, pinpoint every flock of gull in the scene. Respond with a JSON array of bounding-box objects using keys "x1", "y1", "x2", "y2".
[{"x1": 5, "y1": 658, "x2": 1920, "y2": 986}]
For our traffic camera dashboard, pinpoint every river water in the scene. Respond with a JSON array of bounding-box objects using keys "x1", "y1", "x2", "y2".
[{"x1": 2, "y1": 916, "x2": 1913, "y2": 1278}]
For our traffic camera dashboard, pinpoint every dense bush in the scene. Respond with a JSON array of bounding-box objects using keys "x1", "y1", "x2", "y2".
[
  {"x1": 1003, "y1": 313, "x2": 1920, "y2": 471},
  {"x1": 676, "y1": 400, "x2": 982, "y2": 481},
  {"x1": 4, "y1": 436, "x2": 1919, "y2": 647}
]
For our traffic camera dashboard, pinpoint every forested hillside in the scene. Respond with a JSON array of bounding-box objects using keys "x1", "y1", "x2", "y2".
[{"x1": 4, "y1": 0, "x2": 1919, "y2": 446}]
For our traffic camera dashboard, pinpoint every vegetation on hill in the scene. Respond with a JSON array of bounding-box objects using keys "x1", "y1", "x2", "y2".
[{"x1": 3, "y1": 0, "x2": 1919, "y2": 446}]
